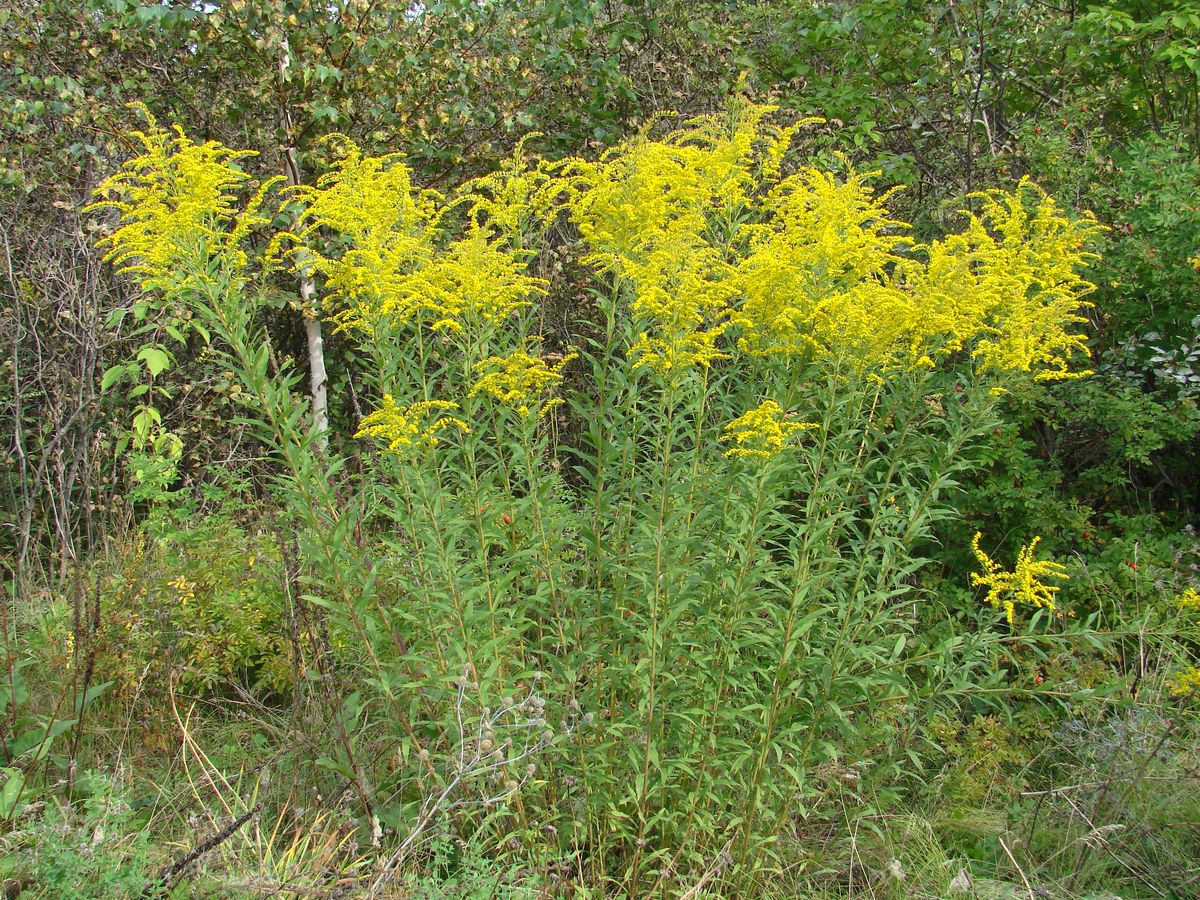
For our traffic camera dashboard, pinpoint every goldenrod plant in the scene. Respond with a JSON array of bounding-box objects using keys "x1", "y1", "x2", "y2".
[
  {"x1": 83, "y1": 105, "x2": 281, "y2": 509},
  {"x1": 970, "y1": 532, "x2": 1070, "y2": 625},
  {"x1": 1167, "y1": 588, "x2": 1200, "y2": 697},
  {"x1": 88, "y1": 97, "x2": 1104, "y2": 895}
]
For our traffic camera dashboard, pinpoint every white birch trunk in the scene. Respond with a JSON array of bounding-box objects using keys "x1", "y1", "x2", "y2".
[{"x1": 279, "y1": 39, "x2": 329, "y2": 451}]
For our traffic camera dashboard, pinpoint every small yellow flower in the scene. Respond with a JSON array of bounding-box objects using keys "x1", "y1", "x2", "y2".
[
  {"x1": 970, "y1": 532, "x2": 1068, "y2": 624},
  {"x1": 355, "y1": 395, "x2": 469, "y2": 452},
  {"x1": 1166, "y1": 666, "x2": 1200, "y2": 697},
  {"x1": 1175, "y1": 587, "x2": 1200, "y2": 612},
  {"x1": 470, "y1": 348, "x2": 577, "y2": 417},
  {"x1": 721, "y1": 400, "x2": 817, "y2": 460}
]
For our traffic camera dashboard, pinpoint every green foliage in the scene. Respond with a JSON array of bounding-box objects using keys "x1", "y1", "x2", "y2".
[
  {"x1": 961, "y1": 376, "x2": 1199, "y2": 531},
  {"x1": 0, "y1": 644, "x2": 105, "y2": 826},
  {"x1": 93, "y1": 515, "x2": 302, "y2": 698},
  {"x1": 402, "y1": 831, "x2": 548, "y2": 898},
  {"x1": 1094, "y1": 131, "x2": 1200, "y2": 347},
  {"x1": 1075, "y1": 1, "x2": 1200, "y2": 142},
  {"x1": 2, "y1": 771, "x2": 155, "y2": 899}
]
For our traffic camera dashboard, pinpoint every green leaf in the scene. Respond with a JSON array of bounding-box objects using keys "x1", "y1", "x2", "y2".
[
  {"x1": 100, "y1": 363, "x2": 129, "y2": 391},
  {"x1": 0, "y1": 661, "x2": 29, "y2": 718},
  {"x1": 137, "y1": 346, "x2": 171, "y2": 377},
  {"x1": 75, "y1": 681, "x2": 112, "y2": 716},
  {"x1": 314, "y1": 756, "x2": 355, "y2": 781},
  {"x1": 33, "y1": 719, "x2": 75, "y2": 761},
  {"x1": 0, "y1": 769, "x2": 26, "y2": 820}
]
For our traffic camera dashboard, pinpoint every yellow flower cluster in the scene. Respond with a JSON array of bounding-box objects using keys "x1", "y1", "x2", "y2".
[
  {"x1": 459, "y1": 134, "x2": 564, "y2": 241},
  {"x1": 1169, "y1": 588, "x2": 1200, "y2": 698},
  {"x1": 721, "y1": 400, "x2": 817, "y2": 460},
  {"x1": 910, "y1": 182, "x2": 1100, "y2": 379},
  {"x1": 970, "y1": 532, "x2": 1069, "y2": 624},
  {"x1": 471, "y1": 349, "x2": 577, "y2": 417},
  {"x1": 1167, "y1": 667, "x2": 1200, "y2": 697},
  {"x1": 731, "y1": 166, "x2": 912, "y2": 363},
  {"x1": 292, "y1": 138, "x2": 545, "y2": 335},
  {"x1": 568, "y1": 104, "x2": 796, "y2": 374},
  {"x1": 86, "y1": 105, "x2": 278, "y2": 291},
  {"x1": 354, "y1": 396, "x2": 469, "y2": 452},
  {"x1": 1175, "y1": 587, "x2": 1200, "y2": 611},
  {"x1": 569, "y1": 104, "x2": 1100, "y2": 382}
]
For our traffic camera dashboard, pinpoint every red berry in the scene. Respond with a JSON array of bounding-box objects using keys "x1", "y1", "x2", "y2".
[
  {"x1": 955, "y1": 385, "x2": 964, "y2": 393},
  {"x1": 1127, "y1": 562, "x2": 1138, "y2": 570},
  {"x1": 502, "y1": 513, "x2": 512, "y2": 525}
]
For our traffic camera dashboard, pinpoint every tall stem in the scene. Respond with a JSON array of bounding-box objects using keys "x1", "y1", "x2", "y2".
[{"x1": 279, "y1": 40, "x2": 328, "y2": 452}]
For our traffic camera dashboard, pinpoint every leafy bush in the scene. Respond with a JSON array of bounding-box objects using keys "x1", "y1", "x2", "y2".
[{"x1": 93, "y1": 516, "x2": 303, "y2": 699}]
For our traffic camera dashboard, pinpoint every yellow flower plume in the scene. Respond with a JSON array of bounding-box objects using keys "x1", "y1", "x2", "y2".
[
  {"x1": 568, "y1": 100, "x2": 1099, "y2": 382},
  {"x1": 1175, "y1": 587, "x2": 1200, "y2": 612},
  {"x1": 1169, "y1": 588, "x2": 1200, "y2": 698},
  {"x1": 909, "y1": 180, "x2": 1102, "y2": 380},
  {"x1": 1167, "y1": 667, "x2": 1200, "y2": 697},
  {"x1": 471, "y1": 349, "x2": 577, "y2": 417},
  {"x1": 970, "y1": 532, "x2": 1068, "y2": 624},
  {"x1": 86, "y1": 104, "x2": 279, "y2": 291},
  {"x1": 721, "y1": 400, "x2": 817, "y2": 460},
  {"x1": 569, "y1": 103, "x2": 797, "y2": 376},
  {"x1": 292, "y1": 138, "x2": 545, "y2": 336},
  {"x1": 355, "y1": 396, "x2": 469, "y2": 452}
]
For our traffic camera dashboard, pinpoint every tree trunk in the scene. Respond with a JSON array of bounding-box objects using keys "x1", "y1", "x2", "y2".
[{"x1": 279, "y1": 40, "x2": 328, "y2": 451}]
